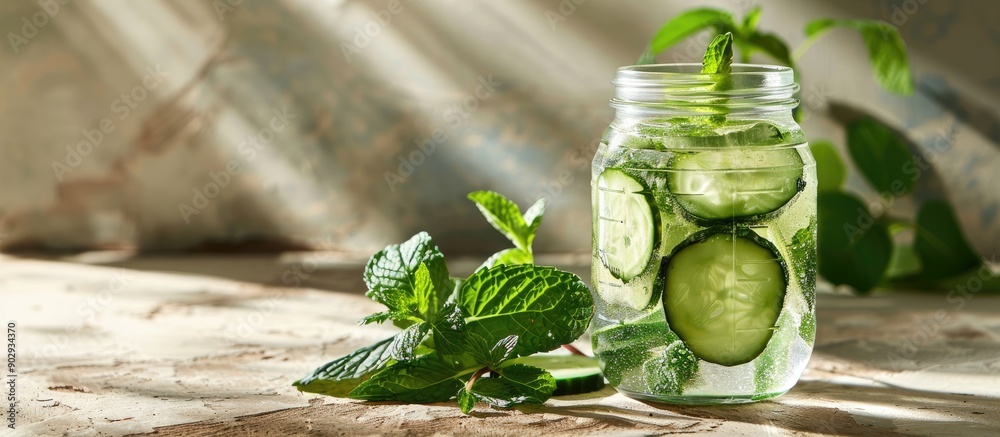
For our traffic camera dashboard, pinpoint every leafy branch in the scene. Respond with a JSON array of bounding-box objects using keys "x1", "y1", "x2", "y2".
[
  {"x1": 639, "y1": 7, "x2": 994, "y2": 293},
  {"x1": 295, "y1": 192, "x2": 595, "y2": 414}
]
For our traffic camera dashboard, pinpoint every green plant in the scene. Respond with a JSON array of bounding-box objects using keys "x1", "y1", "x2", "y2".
[
  {"x1": 294, "y1": 191, "x2": 596, "y2": 414},
  {"x1": 638, "y1": 7, "x2": 995, "y2": 293}
]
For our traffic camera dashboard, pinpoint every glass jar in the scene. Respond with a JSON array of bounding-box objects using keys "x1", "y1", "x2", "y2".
[{"x1": 590, "y1": 64, "x2": 816, "y2": 404}]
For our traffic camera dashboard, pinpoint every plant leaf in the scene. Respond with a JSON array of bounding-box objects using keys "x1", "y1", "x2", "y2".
[
  {"x1": 803, "y1": 19, "x2": 913, "y2": 95},
  {"x1": 522, "y1": 198, "x2": 546, "y2": 249},
  {"x1": 388, "y1": 322, "x2": 430, "y2": 361},
  {"x1": 358, "y1": 311, "x2": 392, "y2": 326},
  {"x1": 914, "y1": 200, "x2": 981, "y2": 280},
  {"x1": 637, "y1": 8, "x2": 735, "y2": 64},
  {"x1": 430, "y1": 303, "x2": 467, "y2": 356},
  {"x1": 467, "y1": 364, "x2": 555, "y2": 410},
  {"x1": 293, "y1": 336, "x2": 396, "y2": 396},
  {"x1": 817, "y1": 192, "x2": 893, "y2": 293},
  {"x1": 701, "y1": 32, "x2": 734, "y2": 74},
  {"x1": 349, "y1": 352, "x2": 475, "y2": 403},
  {"x1": 809, "y1": 141, "x2": 846, "y2": 192},
  {"x1": 741, "y1": 6, "x2": 762, "y2": 33},
  {"x1": 885, "y1": 240, "x2": 922, "y2": 279},
  {"x1": 468, "y1": 191, "x2": 533, "y2": 252},
  {"x1": 457, "y1": 387, "x2": 476, "y2": 414},
  {"x1": 478, "y1": 248, "x2": 533, "y2": 272},
  {"x1": 846, "y1": 117, "x2": 915, "y2": 196},
  {"x1": 364, "y1": 232, "x2": 451, "y2": 328},
  {"x1": 744, "y1": 31, "x2": 793, "y2": 67},
  {"x1": 485, "y1": 335, "x2": 519, "y2": 367},
  {"x1": 412, "y1": 263, "x2": 437, "y2": 319},
  {"x1": 458, "y1": 265, "x2": 594, "y2": 359},
  {"x1": 789, "y1": 218, "x2": 818, "y2": 309}
]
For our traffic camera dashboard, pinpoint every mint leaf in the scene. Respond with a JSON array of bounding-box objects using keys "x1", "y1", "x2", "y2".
[
  {"x1": 357, "y1": 312, "x2": 392, "y2": 326},
  {"x1": 643, "y1": 340, "x2": 699, "y2": 396},
  {"x1": 885, "y1": 240, "x2": 921, "y2": 279},
  {"x1": 789, "y1": 219, "x2": 817, "y2": 310},
  {"x1": 808, "y1": 141, "x2": 846, "y2": 192},
  {"x1": 458, "y1": 265, "x2": 593, "y2": 360},
  {"x1": 349, "y1": 352, "x2": 476, "y2": 403},
  {"x1": 388, "y1": 322, "x2": 430, "y2": 361},
  {"x1": 701, "y1": 32, "x2": 734, "y2": 74},
  {"x1": 522, "y1": 198, "x2": 546, "y2": 249},
  {"x1": 914, "y1": 200, "x2": 981, "y2": 280},
  {"x1": 412, "y1": 263, "x2": 438, "y2": 319},
  {"x1": 744, "y1": 31, "x2": 793, "y2": 67},
  {"x1": 804, "y1": 19, "x2": 913, "y2": 95},
  {"x1": 478, "y1": 248, "x2": 533, "y2": 271},
  {"x1": 467, "y1": 364, "x2": 555, "y2": 409},
  {"x1": 457, "y1": 388, "x2": 476, "y2": 414},
  {"x1": 430, "y1": 303, "x2": 466, "y2": 356},
  {"x1": 637, "y1": 8, "x2": 735, "y2": 64},
  {"x1": 467, "y1": 191, "x2": 544, "y2": 253},
  {"x1": 364, "y1": 232, "x2": 451, "y2": 328},
  {"x1": 741, "y1": 6, "x2": 761, "y2": 33},
  {"x1": 293, "y1": 336, "x2": 395, "y2": 396},
  {"x1": 486, "y1": 335, "x2": 519, "y2": 366},
  {"x1": 846, "y1": 117, "x2": 915, "y2": 196},
  {"x1": 817, "y1": 192, "x2": 892, "y2": 293}
]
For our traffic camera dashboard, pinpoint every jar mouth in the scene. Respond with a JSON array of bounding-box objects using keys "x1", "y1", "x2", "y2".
[
  {"x1": 613, "y1": 63, "x2": 793, "y2": 84},
  {"x1": 611, "y1": 63, "x2": 798, "y2": 115}
]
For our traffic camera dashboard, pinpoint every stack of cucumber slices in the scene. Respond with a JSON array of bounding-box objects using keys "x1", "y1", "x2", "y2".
[{"x1": 595, "y1": 134, "x2": 801, "y2": 369}]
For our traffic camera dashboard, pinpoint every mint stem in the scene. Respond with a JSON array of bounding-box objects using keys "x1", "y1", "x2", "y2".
[
  {"x1": 562, "y1": 344, "x2": 587, "y2": 357},
  {"x1": 465, "y1": 367, "x2": 489, "y2": 392}
]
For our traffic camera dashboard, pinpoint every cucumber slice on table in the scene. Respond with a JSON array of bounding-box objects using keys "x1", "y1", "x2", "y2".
[
  {"x1": 508, "y1": 354, "x2": 605, "y2": 396},
  {"x1": 596, "y1": 168, "x2": 657, "y2": 282},
  {"x1": 668, "y1": 147, "x2": 803, "y2": 221},
  {"x1": 661, "y1": 230, "x2": 786, "y2": 366}
]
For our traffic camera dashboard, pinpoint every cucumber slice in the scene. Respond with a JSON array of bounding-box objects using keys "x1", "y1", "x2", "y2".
[
  {"x1": 668, "y1": 147, "x2": 803, "y2": 221},
  {"x1": 595, "y1": 168, "x2": 657, "y2": 282},
  {"x1": 508, "y1": 354, "x2": 605, "y2": 396},
  {"x1": 661, "y1": 230, "x2": 786, "y2": 366}
]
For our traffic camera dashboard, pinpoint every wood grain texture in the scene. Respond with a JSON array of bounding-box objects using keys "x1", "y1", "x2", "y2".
[{"x1": 1, "y1": 253, "x2": 998, "y2": 436}]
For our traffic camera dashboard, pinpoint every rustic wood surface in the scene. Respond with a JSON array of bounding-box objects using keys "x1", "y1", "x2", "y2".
[{"x1": 2, "y1": 252, "x2": 998, "y2": 436}]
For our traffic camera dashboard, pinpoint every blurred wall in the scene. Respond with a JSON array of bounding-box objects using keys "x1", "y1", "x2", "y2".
[{"x1": 0, "y1": 0, "x2": 998, "y2": 256}]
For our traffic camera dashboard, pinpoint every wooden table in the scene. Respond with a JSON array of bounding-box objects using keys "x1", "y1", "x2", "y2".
[{"x1": 2, "y1": 252, "x2": 998, "y2": 436}]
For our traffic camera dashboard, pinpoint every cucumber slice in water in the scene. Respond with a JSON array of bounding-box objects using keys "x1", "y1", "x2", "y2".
[
  {"x1": 668, "y1": 147, "x2": 803, "y2": 221},
  {"x1": 596, "y1": 168, "x2": 657, "y2": 282},
  {"x1": 661, "y1": 230, "x2": 786, "y2": 366},
  {"x1": 508, "y1": 354, "x2": 605, "y2": 396}
]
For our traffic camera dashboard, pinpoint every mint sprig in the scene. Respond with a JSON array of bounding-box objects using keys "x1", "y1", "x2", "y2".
[
  {"x1": 468, "y1": 190, "x2": 545, "y2": 271},
  {"x1": 294, "y1": 191, "x2": 594, "y2": 414}
]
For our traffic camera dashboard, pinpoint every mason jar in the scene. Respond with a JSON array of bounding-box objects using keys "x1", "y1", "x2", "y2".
[{"x1": 590, "y1": 64, "x2": 816, "y2": 404}]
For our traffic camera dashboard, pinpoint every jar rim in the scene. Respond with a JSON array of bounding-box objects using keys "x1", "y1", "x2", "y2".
[
  {"x1": 610, "y1": 63, "x2": 798, "y2": 115},
  {"x1": 613, "y1": 63, "x2": 794, "y2": 87}
]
